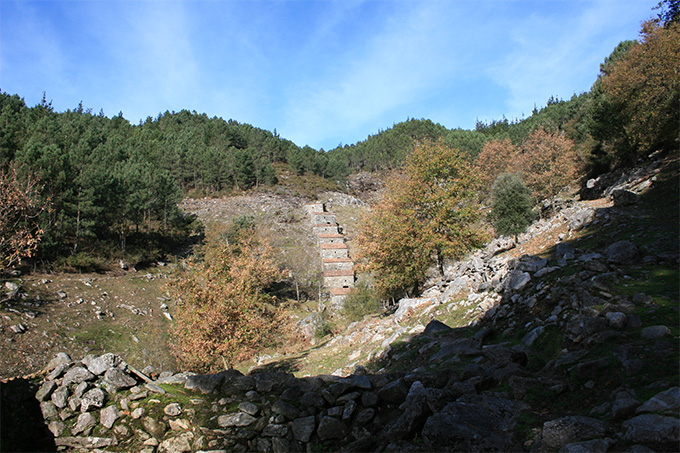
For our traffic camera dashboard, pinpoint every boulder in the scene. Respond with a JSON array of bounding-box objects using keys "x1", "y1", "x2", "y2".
[
  {"x1": 605, "y1": 240, "x2": 639, "y2": 264},
  {"x1": 504, "y1": 270, "x2": 531, "y2": 292},
  {"x1": 393, "y1": 298, "x2": 434, "y2": 324},
  {"x1": 516, "y1": 255, "x2": 548, "y2": 273},
  {"x1": 636, "y1": 387, "x2": 680, "y2": 414},
  {"x1": 605, "y1": 312, "x2": 627, "y2": 329},
  {"x1": 185, "y1": 374, "x2": 223, "y2": 394},
  {"x1": 51, "y1": 386, "x2": 70, "y2": 409},
  {"x1": 640, "y1": 325, "x2": 671, "y2": 339},
  {"x1": 217, "y1": 412, "x2": 257, "y2": 428},
  {"x1": 164, "y1": 403, "x2": 182, "y2": 416},
  {"x1": 423, "y1": 319, "x2": 453, "y2": 335},
  {"x1": 377, "y1": 379, "x2": 409, "y2": 405},
  {"x1": 567, "y1": 208, "x2": 595, "y2": 230},
  {"x1": 296, "y1": 312, "x2": 325, "y2": 339},
  {"x1": 541, "y1": 416, "x2": 606, "y2": 451},
  {"x1": 623, "y1": 414, "x2": 680, "y2": 451},
  {"x1": 157, "y1": 433, "x2": 192, "y2": 453},
  {"x1": 47, "y1": 352, "x2": 72, "y2": 371},
  {"x1": 36, "y1": 380, "x2": 57, "y2": 401},
  {"x1": 611, "y1": 188, "x2": 639, "y2": 206},
  {"x1": 100, "y1": 405, "x2": 119, "y2": 429},
  {"x1": 421, "y1": 400, "x2": 520, "y2": 451},
  {"x1": 83, "y1": 353, "x2": 120, "y2": 376}
]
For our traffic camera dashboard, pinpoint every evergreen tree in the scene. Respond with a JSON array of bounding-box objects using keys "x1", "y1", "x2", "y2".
[{"x1": 491, "y1": 173, "x2": 534, "y2": 237}]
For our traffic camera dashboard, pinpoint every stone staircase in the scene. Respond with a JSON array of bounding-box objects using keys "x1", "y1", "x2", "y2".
[{"x1": 304, "y1": 202, "x2": 355, "y2": 309}]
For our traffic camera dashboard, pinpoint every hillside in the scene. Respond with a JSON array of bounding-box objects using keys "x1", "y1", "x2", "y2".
[{"x1": 1, "y1": 152, "x2": 677, "y2": 452}]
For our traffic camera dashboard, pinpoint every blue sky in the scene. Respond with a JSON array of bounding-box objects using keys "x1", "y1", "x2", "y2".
[{"x1": 0, "y1": 0, "x2": 658, "y2": 150}]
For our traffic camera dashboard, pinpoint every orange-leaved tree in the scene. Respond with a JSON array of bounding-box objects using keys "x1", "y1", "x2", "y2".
[
  {"x1": 0, "y1": 165, "x2": 50, "y2": 273},
  {"x1": 170, "y1": 228, "x2": 284, "y2": 372},
  {"x1": 599, "y1": 19, "x2": 680, "y2": 160},
  {"x1": 510, "y1": 129, "x2": 579, "y2": 205},
  {"x1": 476, "y1": 138, "x2": 519, "y2": 188},
  {"x1": 358, "y1": 139, "x2": 486, "y2": 300}
]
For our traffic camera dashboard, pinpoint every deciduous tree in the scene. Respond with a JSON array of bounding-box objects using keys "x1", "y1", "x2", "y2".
[
  {"x1": 358, "y1": 139, "x2": 485, "y2": 300},
  {"x1": 510, "y1": 129, "x2": 579, "y2": 204},
  {"x1": 599, "y1": 20, "x2": 680, "y2": 159},
  {"x1": 475, "y1": 138, "x2": 518, "y2": 187}
]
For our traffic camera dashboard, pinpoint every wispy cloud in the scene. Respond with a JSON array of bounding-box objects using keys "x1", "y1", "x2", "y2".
[
  {"x1": 486, "y1": 0, "x2": 653, "y2": 122},
  {"x1": 281, "y1": 1, "x2": 465, "y2": 147}
]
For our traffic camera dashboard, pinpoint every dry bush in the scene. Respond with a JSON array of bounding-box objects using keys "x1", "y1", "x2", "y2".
[
  {"x1": 170, "y1": 230, "x2": 285, "y2": 372},
  {"x1": 0, "y1": 165, "x2": 50, "y2": 273}
]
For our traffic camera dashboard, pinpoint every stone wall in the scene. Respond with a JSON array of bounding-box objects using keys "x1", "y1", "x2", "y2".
[{"x1": 305, "y1": 203, "x2": 355, "y2": 309}]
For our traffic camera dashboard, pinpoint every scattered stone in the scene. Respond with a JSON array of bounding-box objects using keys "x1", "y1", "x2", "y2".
[
  {"x1": 158, "y1": 432, "x2": 193, "y2": 453},
  {"x1": 36, "y1": 380, "x2": 57, "y2": 401},
  {"x1": 55, "y1": 437, "x2": 118, "y2": 448},
  {"x1": 85, "y1": 353, "x2": 120, "y2": 375},
  {"x1": 605, "y1": 312, "x2": 627, "y2": 329},
  {"x1": 296, "y1": 312, "x2": 326, "y2": 339},
  {"x1": 104, "y1": 367, "x2": 137, "y2": 390},
  {"x1": 504, "y1": 270, "x2": 531, "y2": 292},
  {"x1": 238, "y1": 401, "x2": 260, "y2": 416},
  {"x1": 421, "y1": 400, "x2": 519, "y2": 451},
  {"x1": 48, "y1": 420, "x2": 67, "y2": 437},
  {"x1": 47, "y1": 352, "x2": 72, "y2": 370},
  {"x1": 164, "y1": 402, "x2": 182, "y2": 416},
  {"x1": 40, "y1": 401, "x2": 59, "y2": 421},
  {"x1": 521, "y1": 326, "x2": 544, "y2": 346},
  {"x1": 51, "y1": 386, "x2": 70, "y2": 409},
  {"x1": 185, "y1": 373, "x2": 226, "y2": 394},
  {"x1": 612, "y1": 396, "x2": 640, "y2": 421},
  {"x1": 10, "y1": 324, "x2": 26, "y2": 334},
  {"x1": 142, "y1": 416, "x2": 168, "y2": 439},
  {"x1": 560, "y1": 438, "x2": 614, "y2": 452}
]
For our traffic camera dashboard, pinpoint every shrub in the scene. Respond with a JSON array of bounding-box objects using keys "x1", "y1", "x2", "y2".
[
  {"x1": 341, "y1": 282, "x2": 382, "y2": 322},
  {"x1": 170, "y1": 233, "x2": 284, "y2": 372}
]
